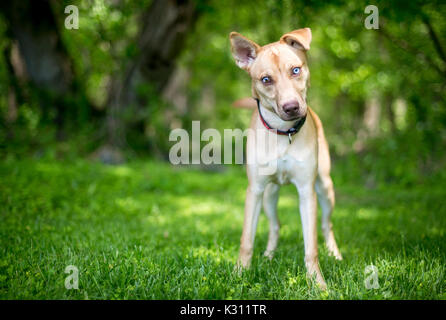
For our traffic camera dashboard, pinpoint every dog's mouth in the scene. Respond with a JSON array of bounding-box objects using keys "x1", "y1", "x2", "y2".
[
  {"x1": 279, "y1": 110, "x2": 307, "y2": 122},
  {"x1": 281, "y1": 114, "x2": 301, "y2": 121}
]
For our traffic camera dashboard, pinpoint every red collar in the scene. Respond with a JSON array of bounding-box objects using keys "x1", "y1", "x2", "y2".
[{"x1": 256, "y1": 98, "x2": 307, "y2": 139}]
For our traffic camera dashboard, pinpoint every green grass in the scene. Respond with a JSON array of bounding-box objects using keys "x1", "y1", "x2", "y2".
[{"x1": 0, "y1": 158, "x2": 445, "y2": 299}]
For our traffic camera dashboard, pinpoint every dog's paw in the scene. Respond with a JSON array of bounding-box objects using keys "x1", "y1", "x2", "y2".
[
  {"x1": 326, "y1": 242, "x2": 343, "y2": 261},
  {"x1": 328, "y1": 248, "x2": 343, "y2": 261},
  {"x1": 263, "y1": 250, "x2": 275, "y2": 260},
  {"x1": 306, "y1": 272, "x2": 327, "y2": 291},
  {"x1": 317, "y1": 279, "x2": 327, "y2": 291},
  {"x1": 334, "y1": 252, "x2": 343, "y2": 261},
  {"x1": 233, "y1": 261, "x2": 249, "y2": 275}
]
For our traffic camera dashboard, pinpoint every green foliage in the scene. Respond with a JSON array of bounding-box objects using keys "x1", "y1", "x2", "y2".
[
  {"x1": 1, "y1": 0, "x2": 445, "y2": 301},
  {"x1": 60, "y1": 0, "x2": 149, "y2": 106},
  {"x1": 1, "y1": 0, "x2": 445, "y2": 183},
  {"x1": 0, "y1": 159, "x2": 445, "y2": 299},
  {"x1": 175, "y1": 0, "x2": 446, "y2": 183}
]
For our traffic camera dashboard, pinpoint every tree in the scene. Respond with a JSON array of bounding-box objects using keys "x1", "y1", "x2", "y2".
[
  {"x1": 100, "y1": 0, "x2": 199, "y2": 163},
  {"x1": 0, "y1": 0, "x2": 80, "y2": 139}
]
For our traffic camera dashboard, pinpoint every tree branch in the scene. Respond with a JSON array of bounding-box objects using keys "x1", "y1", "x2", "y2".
[
  {"x1": 378, "y1": 26, "x2": 446, "y2": 79},
  {"x1": 421, "y1": 13, "x2": 446, "y2": 66}
]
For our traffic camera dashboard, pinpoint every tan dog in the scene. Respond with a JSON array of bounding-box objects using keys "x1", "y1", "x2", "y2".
[{"x1": 230, "y1": 28, "x2": 342, "y2": 290}]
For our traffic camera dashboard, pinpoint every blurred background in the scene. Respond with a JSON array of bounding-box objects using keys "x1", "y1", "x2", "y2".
[{"x1": 0, "y1": 0, "x2": 445, "y2": 186}]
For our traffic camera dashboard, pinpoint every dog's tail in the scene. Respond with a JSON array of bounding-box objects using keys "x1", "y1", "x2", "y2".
[{"x1": 232, "y1": 97, "x2": 257, "y2": 109}]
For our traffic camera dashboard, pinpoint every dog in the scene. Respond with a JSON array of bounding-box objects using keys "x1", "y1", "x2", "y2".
[{"x1": 229, "y1": 28, "x2": 342, "y2": 290}]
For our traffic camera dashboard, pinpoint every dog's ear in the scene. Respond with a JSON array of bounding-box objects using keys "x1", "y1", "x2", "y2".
[
  {"x1": 280, "y1": 28, "x2": 312, "y2": 51},
  {"x1": 229, "y1": 32, "x2": 260, "y2": 71}
]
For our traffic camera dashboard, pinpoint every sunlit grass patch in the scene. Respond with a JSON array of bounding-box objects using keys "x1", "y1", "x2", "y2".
[{"x1": 0, "y1": 159, "x2": 445, "y2": 299}]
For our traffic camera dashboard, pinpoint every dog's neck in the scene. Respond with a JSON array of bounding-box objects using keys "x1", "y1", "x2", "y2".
[{"x1": 257, "y1": 99, "x2": 303, "y2": 133}]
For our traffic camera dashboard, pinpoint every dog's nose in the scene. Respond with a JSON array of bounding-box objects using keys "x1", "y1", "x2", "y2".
[{"x1": 282, "y1": 101, "x2": 300, "y2": 115}]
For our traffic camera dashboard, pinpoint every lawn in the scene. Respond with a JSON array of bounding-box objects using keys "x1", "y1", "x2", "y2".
[{"x1": 0, "y1": 158, "x2": 445, "y2": 299}]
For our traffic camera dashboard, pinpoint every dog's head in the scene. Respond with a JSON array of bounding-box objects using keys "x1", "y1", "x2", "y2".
[{"x1": 230, "y1": 28, "x2": 312, "y2": 121}]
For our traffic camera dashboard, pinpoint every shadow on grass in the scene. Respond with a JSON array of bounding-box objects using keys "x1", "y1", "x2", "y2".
[{"x1": 1, "y1": 159, "x2": 444, "y2": 299}]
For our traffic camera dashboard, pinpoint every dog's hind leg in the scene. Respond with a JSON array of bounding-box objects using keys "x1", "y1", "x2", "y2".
[
  {"x1": 263, "y1": 183, "x2": 280, "y2": 259},
  {"x1": 313, "y1": 109, "x2": 342, "y2": 260},
  {"x1": 315, "y1": 175, "x2": 342, "y2": 260}
]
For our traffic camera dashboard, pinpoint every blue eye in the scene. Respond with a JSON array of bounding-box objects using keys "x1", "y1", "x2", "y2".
[
  {"x1": 292, "y1": 67, "x2": 301, "y2": 75},
  {"x1": 261, "y1": 76, "x2": 271, "y2": 84}
]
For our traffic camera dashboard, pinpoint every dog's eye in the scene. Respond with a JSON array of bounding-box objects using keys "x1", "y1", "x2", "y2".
[
  {"x1": 292, "y1": 67, "x2": 301, "y2": 75},
  {"x1": 261, "y1": 76, "x2": 271, "y2": 84}
]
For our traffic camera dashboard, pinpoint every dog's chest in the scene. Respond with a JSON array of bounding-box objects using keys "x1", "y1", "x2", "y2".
[{"x1": 271, "y1": 153, "x2": 299, "y2": 185}]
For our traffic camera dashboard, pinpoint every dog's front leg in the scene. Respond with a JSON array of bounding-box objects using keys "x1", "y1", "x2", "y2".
[
  {"x1": 237, "y1": 183, "x2": 264, "y2": 269},
  {"x1": 297, "y1": 182, "x2": 327, "y2": 290}
]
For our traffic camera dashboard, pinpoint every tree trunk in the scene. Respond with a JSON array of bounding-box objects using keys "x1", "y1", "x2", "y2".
[
  {"x1": 0, "y1": 0, "x2": 77, "y2": 139},
  {"x1": 354, "y1": 94, "x2": 381, "y2": 152},
  {"x1": 102, "y1": 0, "x2": 198, "y2": 161},
  {"x1": 384, "y1": 94, "x2": 396, "y2": 133},
  {"x1": 3, "y1": 42, "x2": 22, "y2": 139}
]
